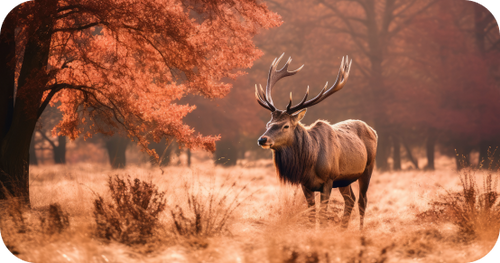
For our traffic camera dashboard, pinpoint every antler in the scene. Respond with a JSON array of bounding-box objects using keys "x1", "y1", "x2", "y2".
[
  {"x1": 255, "y1": 53, "x2": 304, "y2": 112},
  {"x1": 286, "y1": 56, "x2": 352, "y2": 115}
]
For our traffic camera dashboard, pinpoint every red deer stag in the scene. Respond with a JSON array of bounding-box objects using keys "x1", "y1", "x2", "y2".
[{"x1": 255, "y1": 54, "x2": 377, "y2": 229}]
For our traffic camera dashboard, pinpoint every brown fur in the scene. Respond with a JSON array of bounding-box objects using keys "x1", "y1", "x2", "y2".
[
  {"x1": 259, "y1": 111, "x2": 378, "y2": 229},
  {"x1": 273, "y1": 125, "x2": 314, "y2": 185}
]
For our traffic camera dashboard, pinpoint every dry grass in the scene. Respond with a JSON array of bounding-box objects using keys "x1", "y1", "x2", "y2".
[{"x1": 0, "y1": 154, "x2": 499, "y2": 262}]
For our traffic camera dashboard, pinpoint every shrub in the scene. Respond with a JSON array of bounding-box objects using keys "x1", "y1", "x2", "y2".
[
  {"x1": 170, "y1": 179, "x2": 248, "y2": 237},
  {"x1": 423, "y1": 167, "x2": 500, "y2": 240},
  {"x1": 93, "y1": 175, "x2": 166, "y2": 245}
]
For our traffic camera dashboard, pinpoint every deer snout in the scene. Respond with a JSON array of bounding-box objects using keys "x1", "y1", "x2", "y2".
[{"x1": 258, "y1": 136, "x2": 272, "y2": 149}]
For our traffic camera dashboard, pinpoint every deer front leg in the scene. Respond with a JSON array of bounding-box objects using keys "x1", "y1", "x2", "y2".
[
  {"x1": 301, "y1": 184, "x2": 315, "y2": 207},
  {"x1": 301, "y1": 185, "x2": 315, "y2": 222}
]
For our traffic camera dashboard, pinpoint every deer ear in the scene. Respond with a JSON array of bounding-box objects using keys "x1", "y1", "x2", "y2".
[{"x1": 292, "y1": 109, "x2": 307, "y2": 122}]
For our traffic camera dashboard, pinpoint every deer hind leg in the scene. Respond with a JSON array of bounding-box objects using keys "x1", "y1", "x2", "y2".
[
  {"x1": 358, "y1": 163, "x2": 374, "y2": 230},
  {"x1": 339, "y1": 185, "x2": 356, "y2": 228}
]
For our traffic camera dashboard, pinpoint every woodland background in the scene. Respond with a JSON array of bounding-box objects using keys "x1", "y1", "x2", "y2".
[{"x1": 29, "y1": 0, "x2": 500, "y2": 172}]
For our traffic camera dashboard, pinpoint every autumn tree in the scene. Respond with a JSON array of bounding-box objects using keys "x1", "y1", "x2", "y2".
[{"x1": 0, "y1": 0, "x2": 281, "y2": 203}]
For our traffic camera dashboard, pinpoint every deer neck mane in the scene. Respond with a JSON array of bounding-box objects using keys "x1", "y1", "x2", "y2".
[{"x1": 272, "y1": 124, "x2": 315, "y2": 185}]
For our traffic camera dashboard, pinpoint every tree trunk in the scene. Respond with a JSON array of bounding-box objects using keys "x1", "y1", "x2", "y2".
[
  {"x1": 105, "y1": 136, "x2": 129, "y2": 169},
  {"x1": 0, "y1": 1, "x2": 56, "y2": 203},
  {"x1": 187, "y1": 149, "x2": 191, "y2": 167},
  {"x1": 402, "y1": 141, "x2": 418, "y2": 169},
  {"x1": 392, "y1": 135, "x2": 401, "y2": 171},
  {"x1": 375, "y1": 131, "x2": 391, "y2": 171},
  {"x1": 38, "y1": 131, "x2": 67, "y2": 164},
  {"x1": 175, "y1": 144, "x2": 181, "y2": 165},
  {"x1": 215, "y1": 139, "x2": 238, "y2": 166},
  {"x1": 53, "y1": 135, "x2": 66, "y2": 164},
  {"x1": 425, "y1": 133, "x2": 436, "y2": 170}
]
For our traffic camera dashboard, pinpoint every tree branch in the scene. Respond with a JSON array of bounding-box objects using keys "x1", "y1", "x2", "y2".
[
  {"x1": 354, "y1": 61, "x2": 370, "y2": 78},
  {"x1": 38, "y1": 83, "x2": 95, "y2": 118},
  {"x1": 37, "y1": 130, "x2": 56, "y2": 149},
  {"x1": 315, "y1": 0, "x2": 370, "y2": 56},
  {"x1": 53, "y1": 22, "x2": 106, "y2": 33},
  {"x1": 392, "y1": 0, "x2": 417, "y2": 19},
  {"x1": 38, "y1": 86, "x2": 62, "y2": 119},
  {"x1": 122, "y1": 24, "x2": 179, "y2": 81},
  {"x1": 388, "y1": 0, "x2": 438, "y2": 38}
]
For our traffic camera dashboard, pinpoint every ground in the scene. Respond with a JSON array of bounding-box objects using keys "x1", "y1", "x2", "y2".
[{"x1": 0, "y1": 153, "x2": 498, "y2": 263}]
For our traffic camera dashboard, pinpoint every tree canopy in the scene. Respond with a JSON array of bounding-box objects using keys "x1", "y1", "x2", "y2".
[
  {"x1": 0, "y1": 0, "x2": 281, "y2": 200},
  {"x1": 3, "y1": 0, "x2": 281, "y2": 151}
]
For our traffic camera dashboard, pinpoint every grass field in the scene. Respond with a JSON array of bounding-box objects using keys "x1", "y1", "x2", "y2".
[{"x1": 1, "y1": 153, "x2": 499, "y2": 263}]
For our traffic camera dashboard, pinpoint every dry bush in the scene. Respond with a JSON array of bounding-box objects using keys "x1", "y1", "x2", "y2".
[
  {"x1": 40, "y1": 203, "x2": 70, "y2": 235},
  {"x1": 170, "y1": 178, "x2": 248, "y2": 238},
  {"x1": 420, "y1": 166, "x2": 500, "y2": 241},
  {"x1": 93, "y1": 175, "x2": 166, "y2": 245}
]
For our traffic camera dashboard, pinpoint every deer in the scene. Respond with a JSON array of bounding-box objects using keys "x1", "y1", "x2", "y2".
[{"x1": 255, "y1": 53, "x2": 377, "y2": 229}]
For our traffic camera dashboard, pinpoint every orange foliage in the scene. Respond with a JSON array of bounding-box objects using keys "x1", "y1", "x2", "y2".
[{"x1": 12, "y1": 0, "x2": 281, "y2": 156}]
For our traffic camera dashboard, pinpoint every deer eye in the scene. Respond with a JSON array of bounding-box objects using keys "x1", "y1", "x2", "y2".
[{"x1": 283, "y1": 125, "x2": 289, "y2": 129}]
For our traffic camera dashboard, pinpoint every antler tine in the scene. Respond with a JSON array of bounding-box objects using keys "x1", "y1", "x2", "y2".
[
  {"x1": 258, "y1": 53, "x2": 304, "y2": 112},
  {"x1": 255, "y1": 85, "x2": 270, "y2": 111},
  {"x1": 255, "y1": 84, "x2": 275, "y2": 111},
  {"x1": 286, "y1": 92, "x2": 293, "y2": 111},
  {"x1": 286, "y1": 56, "x2": 353, "y2": 115},
  {"x1": 255, "y1": 84, "x2": 265, "y2": 103},
  {"x1": 287, "y1": 85, "x2": 310, "y2": 112}
]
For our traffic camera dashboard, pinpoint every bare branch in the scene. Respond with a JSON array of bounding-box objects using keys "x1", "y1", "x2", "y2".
[
  {"x1": 388, "y1": 0, "x2": 438, "y2": 38},
  {"x1": 354, "y1": 61, "x2": 370, "y2": 78},
  {"x1": 37, "y1": 130, "x2": 56, "y2": 149},
  {"x1": 315, "y1": 0, "x2": 370, "y2": 56},
  {"x1": 392, "y1": 0, "x2": 418, "y2": 19}
]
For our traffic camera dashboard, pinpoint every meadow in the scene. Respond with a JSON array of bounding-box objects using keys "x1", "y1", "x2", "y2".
[{"x1": 1, "y1": 152, "x2": 499, "y2": 263}]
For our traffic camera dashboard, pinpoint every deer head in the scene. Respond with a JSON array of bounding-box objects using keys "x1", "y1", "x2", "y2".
[{"x1": 256, "y1": 53, "x2": 352, "y2": 149}]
